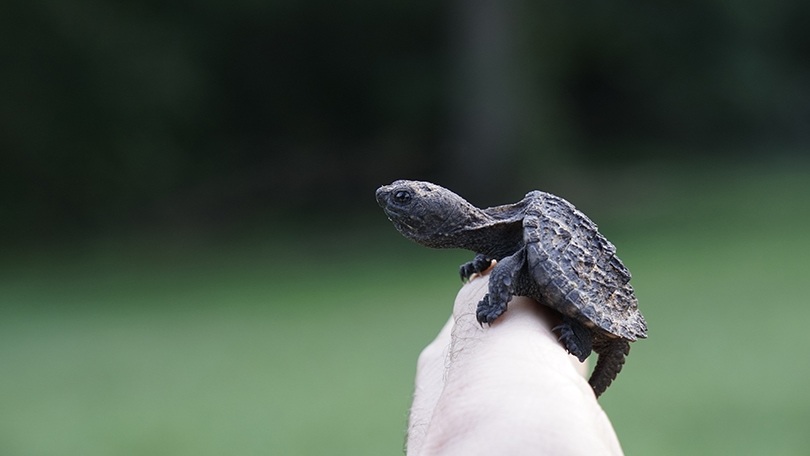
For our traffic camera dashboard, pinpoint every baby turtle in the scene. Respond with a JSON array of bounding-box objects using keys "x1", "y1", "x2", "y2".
[{"x1": 376, "y1": 180, "x2": 647, "y2": 397}]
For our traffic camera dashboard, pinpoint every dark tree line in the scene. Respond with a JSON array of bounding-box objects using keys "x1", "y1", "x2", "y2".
[{"x1": 2, "y1": 0, "x2": 809, "y2": 239}]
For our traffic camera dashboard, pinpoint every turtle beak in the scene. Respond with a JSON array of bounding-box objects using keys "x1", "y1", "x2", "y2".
[{"x1": 375, "y1": 186, "x2": 390, "y2": 208}]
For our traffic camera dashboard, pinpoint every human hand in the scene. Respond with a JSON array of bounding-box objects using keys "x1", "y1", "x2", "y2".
[{"x1": 406, "y1": 268, "x2": 624, "y2": 456}]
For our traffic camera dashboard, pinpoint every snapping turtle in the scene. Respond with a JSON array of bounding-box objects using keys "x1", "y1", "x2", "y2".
[{"x1": 376, "y1": 180, "x2": 646, "y2": 397}]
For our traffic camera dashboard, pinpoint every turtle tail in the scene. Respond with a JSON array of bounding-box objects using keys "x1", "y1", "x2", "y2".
[{"x1": 588, "y1": 337, "x2": 631, "y2": 397}]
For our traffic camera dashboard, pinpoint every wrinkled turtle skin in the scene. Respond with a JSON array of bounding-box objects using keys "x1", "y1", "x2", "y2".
[{"x1": 376, "y1": 180, "x2": 647, "y2": 397}]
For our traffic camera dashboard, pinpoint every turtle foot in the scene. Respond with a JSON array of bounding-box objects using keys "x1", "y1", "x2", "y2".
[
  {"x1": 553, "y1": 317, "x2": 592, "y2": 362},
  {"x1": 475, "y1": 293, "x2": 507, "y2": 325},
  {"x1": 459, "y1": 254, "x2": 493, "y2": 282}
]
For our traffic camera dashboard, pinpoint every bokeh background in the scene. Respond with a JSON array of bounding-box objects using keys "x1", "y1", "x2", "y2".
[{"x1": 2, "y1": 1, "x2": 809, "y2": 455}]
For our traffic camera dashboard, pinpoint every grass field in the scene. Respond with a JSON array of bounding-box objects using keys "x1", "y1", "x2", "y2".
[{"x1": 1, "y1": 160, "x2": 808, "y2": 455}]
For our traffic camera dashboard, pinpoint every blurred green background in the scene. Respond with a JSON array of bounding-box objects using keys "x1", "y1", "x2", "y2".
[{"x1": 2, "y1": 1, "x2": 809, "y2": 455}]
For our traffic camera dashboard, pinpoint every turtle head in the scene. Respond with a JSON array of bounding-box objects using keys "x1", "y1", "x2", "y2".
[{"x1": 376, "y1": 180, "x2": 482, "y2": 249}]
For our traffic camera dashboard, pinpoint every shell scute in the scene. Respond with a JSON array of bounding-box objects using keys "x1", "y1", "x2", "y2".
[{"x1": 522, "y1": 192, "x2": 646, "y2": 340}]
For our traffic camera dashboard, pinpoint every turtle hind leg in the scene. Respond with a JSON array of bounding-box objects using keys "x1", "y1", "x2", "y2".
[
  {"x1": 460, "y1": 254, "x2": 493, "y2": 282},
  {"x1": 554, "y1": 317, "x2": 592, "y2": 362},
  {"x1": 588, "y1": 337, "x2": 631, "y2": 397}
]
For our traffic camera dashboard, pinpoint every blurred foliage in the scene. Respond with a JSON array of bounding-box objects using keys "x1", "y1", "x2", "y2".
[
  {"x1": 523, "y1": 1, "x2": 810, "y2": 146},
  {"x1": 1, "y1": 0, "x2": 448, "y2": 238},
  {"x1": 2, "y1": 0, "x2": 809, "y2": 238}
]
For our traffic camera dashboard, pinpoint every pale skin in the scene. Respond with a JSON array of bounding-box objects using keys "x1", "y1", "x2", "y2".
[{"x1": 406, "y1": 266, "x2": 624, "y2": 456}]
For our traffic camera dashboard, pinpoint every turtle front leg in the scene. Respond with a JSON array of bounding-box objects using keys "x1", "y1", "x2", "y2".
[
  {"x1": 459, "y1": 253, "x2": 493, "y2": 282},
  {"x1": 476, "y1": 249, "x2": 525, "y2": 324}
]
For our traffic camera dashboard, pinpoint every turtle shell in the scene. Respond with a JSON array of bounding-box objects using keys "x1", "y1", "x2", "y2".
[{"x1": 522, "y1": 191, "x2": 647, "y2": 341}]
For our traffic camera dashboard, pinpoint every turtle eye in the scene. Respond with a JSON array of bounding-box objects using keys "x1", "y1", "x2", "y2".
[{"x1": 393, "y1": 190, "x2": 412, "y2": 204}]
